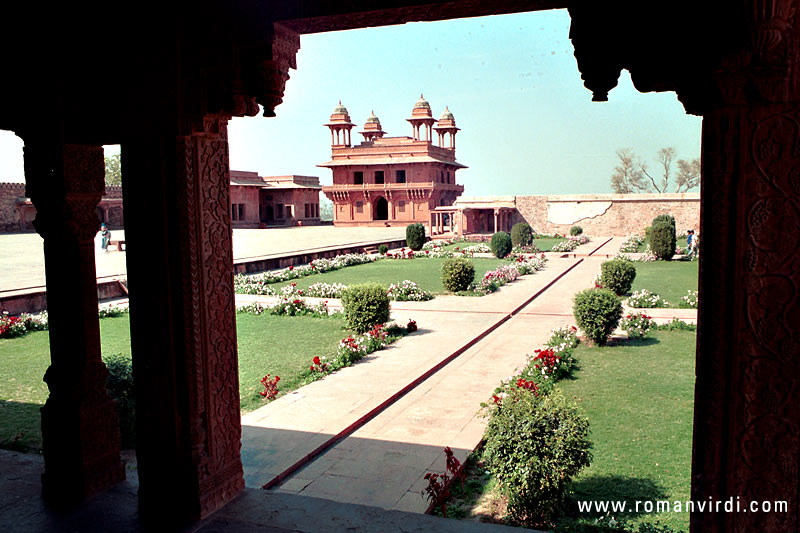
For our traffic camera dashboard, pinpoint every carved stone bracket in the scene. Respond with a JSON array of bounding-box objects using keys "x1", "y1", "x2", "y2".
[{"x1": 256, "y1": 23, "x2": 300, "y2": 117}]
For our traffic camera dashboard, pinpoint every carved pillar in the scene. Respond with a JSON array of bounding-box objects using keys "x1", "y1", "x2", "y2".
[
  {"x1": 121, "y1": 114, "x2": 243, "y2": 522},
  {"x1": 692, "y1": 3, "x2": 800, "y2": 530},
  {"x1": 25, "y1": 142, "x2": 125, "y2": 507}
]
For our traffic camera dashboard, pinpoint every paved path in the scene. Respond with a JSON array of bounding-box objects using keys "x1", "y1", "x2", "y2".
[
  {"x1": 0, "y1": 226, "x2": 405, "y2": 292},
  {"x1": 238, "y1": 236, "x2": 654, "y2": 513}
]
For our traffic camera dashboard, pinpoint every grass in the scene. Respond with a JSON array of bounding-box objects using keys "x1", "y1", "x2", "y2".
[
  {"x1": 437, "y1": 237, "x2": 566, "y2": 253},
  {"x1": 557, "y1": 331, "x2": 695, "y2": 531},
  {"x1": 629, "y1": 261, "x2": 698, "y2": 306},
  {"x1": 271, "y1": 257, "x2": 508, "y2": 294},
  {"x1": 443, "y1": 331, "x2": 695, "y2": 532},
  {"x1": 0, "y1": 313, "x2": 359, "y2": 451}
]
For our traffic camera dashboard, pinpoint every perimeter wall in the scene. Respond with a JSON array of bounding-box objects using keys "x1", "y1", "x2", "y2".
[{"x1": 512, "y1": 193, "x2": 700, "y2": 236}]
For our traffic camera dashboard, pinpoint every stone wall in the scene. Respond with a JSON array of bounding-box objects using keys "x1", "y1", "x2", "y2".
[
  {"x1": 514, "y1": 193, "x2": 700, "y2": 236},
  {"x1": 0, "y1": 182, "x2": 28, "y2": 232},
  {"x1": 0, "y1": 182, "x2": 126, "y2": 232}
]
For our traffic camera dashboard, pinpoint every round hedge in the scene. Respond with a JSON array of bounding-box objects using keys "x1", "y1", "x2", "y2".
[
  {"x1": 599, "y1": 258, "x2": 637, "y2": 296},
  {"x1": 650, "y1": 221, "x2": 676, "y2": 260},
  {"x1": 572, "y1": 288, "x2": 623, "y2": 346},
  {"x1": 378, "y1": 244, "x2": 388, "y2": 255},
  {"x1": 570, "y1": 225, "x2": 583, "y2": 236},
  {"x1": 103, "y1": 353, "x2": 136, "y2": 449},
  {"x1": 511, "y1": 222, "x2": 533, "y2": 247},
  {"x1": 340, "y1": 282, "x2": 390, "y2": 333},
  {"x1": 484, "y1": 389, "x2": 592, "y2": 525},
  {"x1": 405, "y1": 223, "x2": 426, "y2": 251},
  {"x1": 490, "y1": 231, "x2": 512, "y2": 258},
  {"x1": 441, "y1": 257, "x2": 475, "y2": 292}
]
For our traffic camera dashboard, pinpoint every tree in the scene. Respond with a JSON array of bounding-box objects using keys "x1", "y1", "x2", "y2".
[
  {"x1": 675, "y1": 158, "x2": 700, "y2": 193},
  {"x1": 610, "y1": 147, "x2": 699, "y2": 193},
  {"x1": 105, "y1": 153, "x2": 121, "y2": 186}
]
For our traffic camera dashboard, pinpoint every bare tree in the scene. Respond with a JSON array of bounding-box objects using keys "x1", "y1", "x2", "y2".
[
  {"x1": 675, "y1": 158, "x2": 701, "y2": 192},
  {"x1": 611, "y1": 147, "x2": 699, "y2": 193},
  {"x1": 610, "y1": 148, "x2": 648, "y2": 193}
]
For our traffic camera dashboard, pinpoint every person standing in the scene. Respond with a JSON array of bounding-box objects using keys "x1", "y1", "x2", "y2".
[
  {"x1": 686, "y1": 230, "x2": 694, "y2": 258},
  {"x1": 99, "y1": 222, "x2": 110, "y2": 253}
]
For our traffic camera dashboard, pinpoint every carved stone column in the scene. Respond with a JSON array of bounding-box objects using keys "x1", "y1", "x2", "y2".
[
  {"x1": 25, "y1": 142, "x2": 125, "y2": 507},
  {"x1": 121, "y1": 113, "x2": 243, "y2": 522},
  {"x1": 692, "y1": 3, "x2": 800, "y2": 530}
]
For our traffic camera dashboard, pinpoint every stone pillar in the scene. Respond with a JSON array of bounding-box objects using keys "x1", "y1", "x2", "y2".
[
  {"x1": 691, "y1": 9, "x2": 800, "y2": 529},
  {"x1": 25, "y1": 141, "x2": 125, "y2": 507},
  {"x1": 121, "y1": 114, "x2": 243, "y2": 522},
  {"x1": 493, "y1": 209, "x2": 498, "y2": 233}
]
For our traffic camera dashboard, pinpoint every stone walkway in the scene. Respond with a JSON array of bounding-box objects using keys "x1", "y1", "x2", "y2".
[
  {"x1": 237, "y1": 237, "x2": 663, "y2": 514},
  {"x1": 0, "y1": 226, "x2": 406, "y2": 292}
]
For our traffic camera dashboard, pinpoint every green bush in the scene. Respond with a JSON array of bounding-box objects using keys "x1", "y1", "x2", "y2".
[
  {"x1": 378, "y1": 244, "x2": 388, "y2": 255},
  {"x1": 652, "y1": 213, "x2": 676, "y2": 230},
  {"x1": 103, "y1": 353, "x2": 136, "y2": 449},
  {"x1": 484, "y1": 389, "x2": 592, "y2": 525},
  {"x1": 570, "y1": 225, "x2": 583, "y2": 236},
  {"x1": 650, "y1": 221, "x2": 676, "y2": 260},
  {"x1": 599, "y1": 258, "x2": 637, "y2": 296},
  {"x1": 441, "y1": 257, "x2": 475, "y2": 292},
  {"x1": 490, "y1": 231, "x2": 512, "y2": 258},
  {"x1": 405, "y1": 223, "x2": 426, "y2": 251},
  {"x1": 573, "y1": 288, "x2": 623, "y2": 346},
  {"x1": 511, "y1": 222, "x2": 533, "y2": 247},
  {"x1": 340, "y1": 283, "x2": 390, "y2": 333}
]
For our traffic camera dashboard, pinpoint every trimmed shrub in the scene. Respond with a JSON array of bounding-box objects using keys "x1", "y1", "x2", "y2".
[
  {"x1": 570, "y1": 225, "x2": 583, "y2": 236},
  {"x1": 650, "y1": 221, "x2": 676, "y2": 260},
  {"x1": 511, "y1": 222, "x2": 533, "y2": 247},
  {"x1": 490, "y1": 231, "x2": 512, "y2": 258},
  {"x1": 652, "y1": 213, "x2": 676, "y2": 230},
  {"x1": 103, "y1": 353, "x2": 136, "y2": 449},
  {"x1": 441, "y1": 257, "x2": 475, "y2": 292},
  {"x1": 484, "y1": 388, "x2": 592, "y2": 525},
  {"x1": 599, "y1": 258, "x2": 637, "y2": 296},
  {"x1": 573, "y1": 288, "x2": 623, "y2": 346},
  {"x1": 405, "y1": 223, "x2": 426, "y2": 251},
  {"x1": 340, "y1": 283, "x2": 390, "y2": 333},
  {"x1": 378, "y1": 244, "x2": 388, "y2": 255}
]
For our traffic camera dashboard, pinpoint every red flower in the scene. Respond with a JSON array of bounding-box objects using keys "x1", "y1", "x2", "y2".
[
  {"x1": 288, "y1": 265, "x2": 294, "y2": 271},
  {"x1": 292, "y1": 299, "x2": 302, "y2": 305},
  {"x1": 313, "y1": 356, "x2": 321, "y2": 365}
]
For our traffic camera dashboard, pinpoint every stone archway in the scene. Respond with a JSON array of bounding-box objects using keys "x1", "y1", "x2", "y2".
[{"x1": 374, "y1": 196, "x2": 388, "y2": 221}]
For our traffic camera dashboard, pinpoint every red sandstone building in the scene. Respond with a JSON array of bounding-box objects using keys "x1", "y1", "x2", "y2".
[
  {"x1": 320, "y1": 96, "x2": 465, "y2": 227},
  {"x1": 229, "y1": 170, "x2": 321, "y2": 227}
]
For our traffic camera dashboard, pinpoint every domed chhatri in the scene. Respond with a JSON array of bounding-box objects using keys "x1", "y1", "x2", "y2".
[
  {"x1": 325, "y1": 100, "x2": 355, "y2": 146},
  {"x1": 434, "y1": 105, "x2": 460, "y2": 150},
  {"x1": 413, "y1": 94, "x2": 431, "y2": 109},
  {"x1": 407, "y1": 94, "x2": 437, "y2": 141},
  {"x1": 359, "y1": 110, "x2": 386, "y2": 142},
  {"x1": 332, "y1": 100, "x2": 349, "y2": 115}
]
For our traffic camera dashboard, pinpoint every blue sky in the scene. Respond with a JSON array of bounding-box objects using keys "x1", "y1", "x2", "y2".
[{"x1": 0, "y1": 9, "x2": 701, "y2": 195}]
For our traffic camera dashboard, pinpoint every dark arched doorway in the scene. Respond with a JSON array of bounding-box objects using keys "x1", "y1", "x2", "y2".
[{"x1": 374, "y1": 196, "x2": 388, "y2": 220}]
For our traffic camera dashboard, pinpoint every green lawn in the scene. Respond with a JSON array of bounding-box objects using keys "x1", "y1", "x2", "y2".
[
  {"x1": 629, "y1": 261, "x2": 698, "y2": 306},
  {"x1": 438, "y1": 237, "x2": 566, "y2": 252},
  {"x1": 557, "y1": 331, "x2": 696, "y2": 531},
  {"x1": 272, "y1": 257, "x2": 507, "y2": 294},
  {"x1": 0, "y1": 313, "x2": 356, "y2": 451}
]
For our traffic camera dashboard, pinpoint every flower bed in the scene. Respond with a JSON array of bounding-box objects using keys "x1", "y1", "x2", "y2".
[
  {"x1": 679, "y1": 289, "x2": 698, "y2": 309},
  {"x1": 618, "y1": 234, "x2": 645, "y2": 253},
  {"x1": 619, "y1": 312, "x2": 656, "y2": 339},
  {"x1": 1, "y1": 305, "x2": 129, "y2": 340},
  {"x1": 234, "y1": 253, "x2": 377, "y2": 294},
  {"x1": 625, "y1": 289, "x2": 669, "y2": 308},
  {"x1": 386, "y1": 280, "x2": 433, "y2": 301}
]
